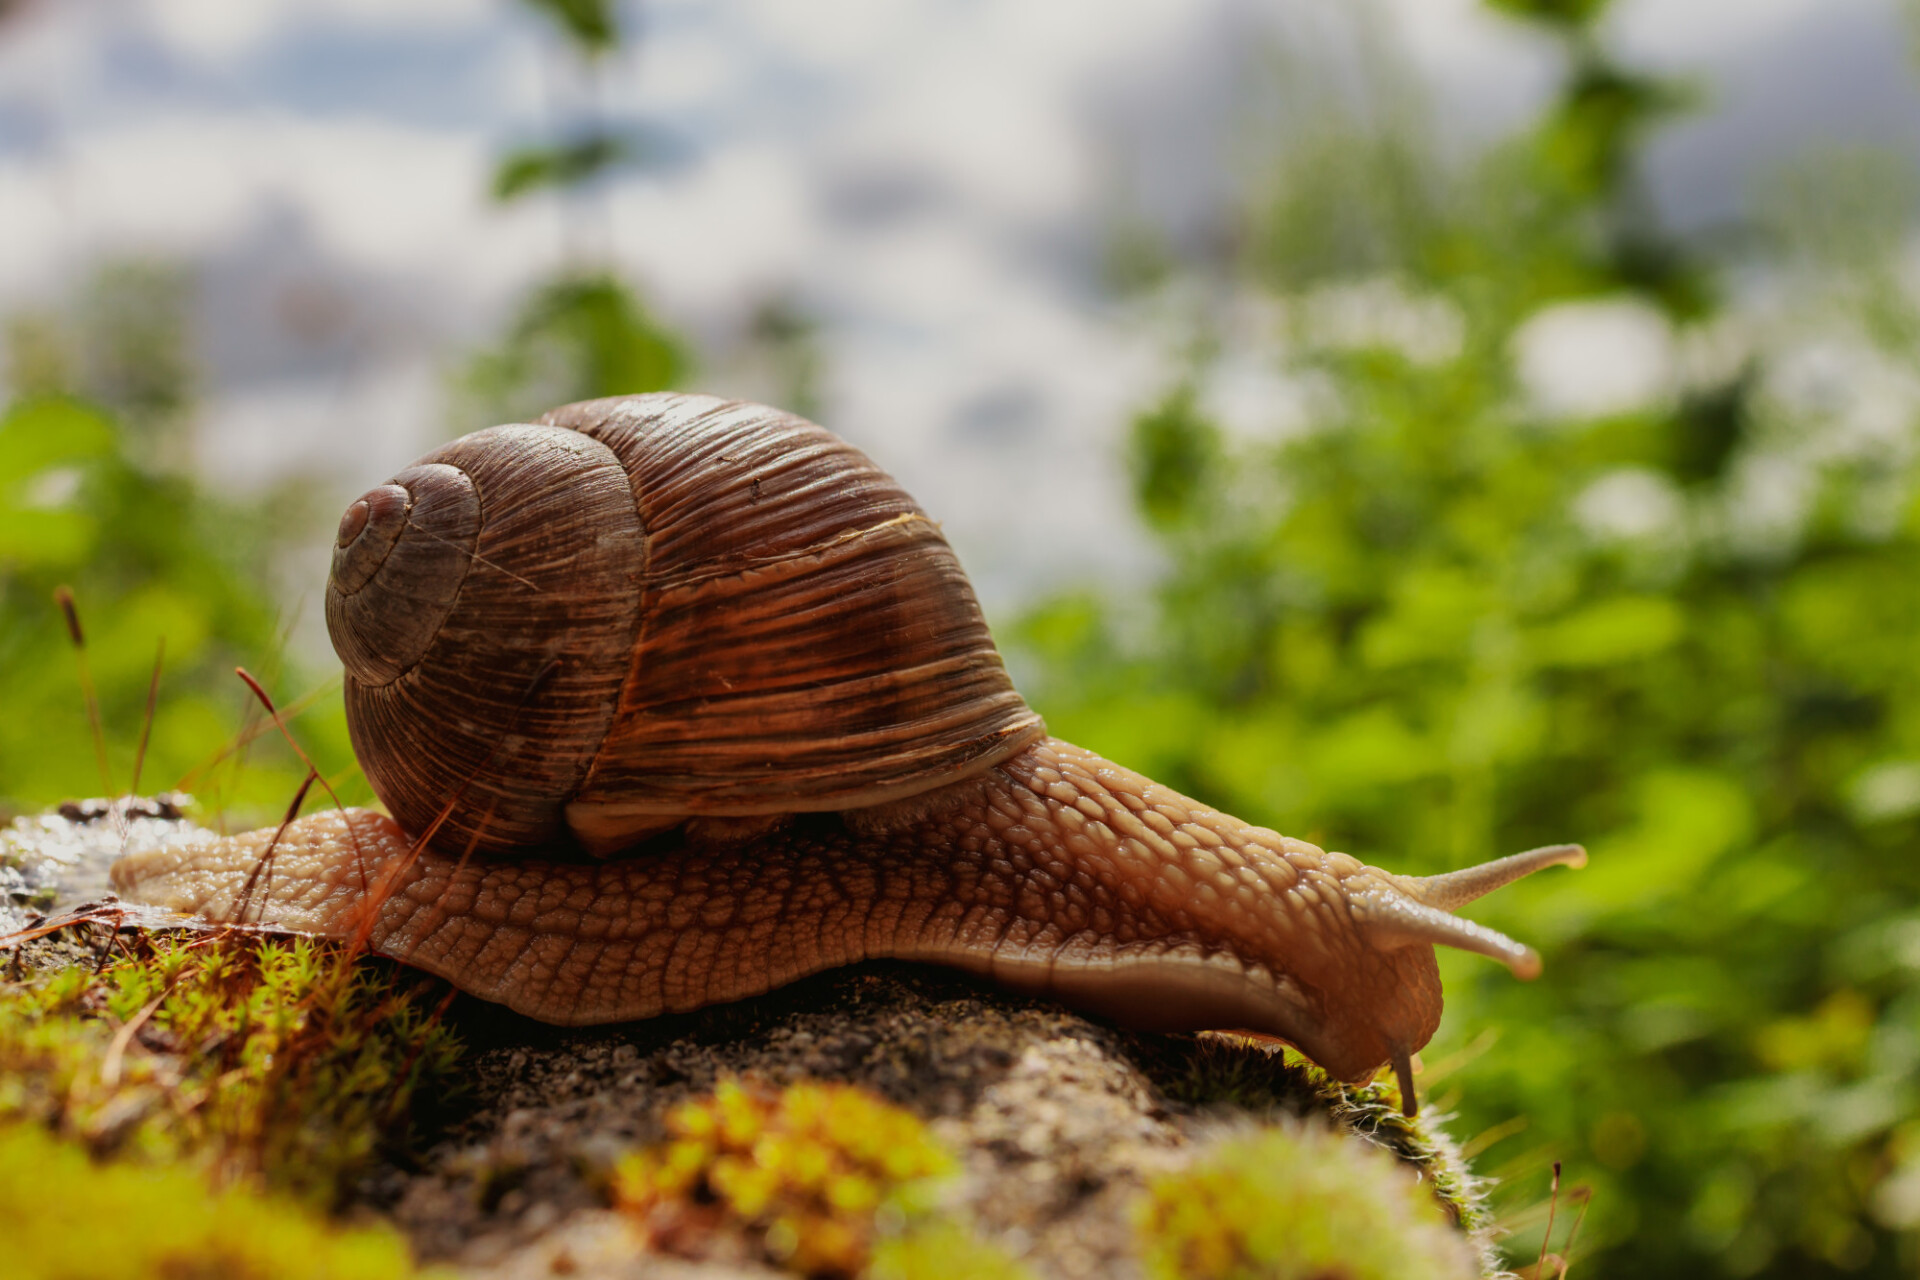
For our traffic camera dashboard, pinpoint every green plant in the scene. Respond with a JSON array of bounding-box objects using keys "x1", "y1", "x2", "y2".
[{"x1": 0, "y1": 373, "x2": 356, "y2": 823}]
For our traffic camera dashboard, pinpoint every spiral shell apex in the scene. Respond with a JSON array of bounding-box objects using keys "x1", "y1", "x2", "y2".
[{"x1": 325, "y1": 392, "x2": 1046, "y2": 859}]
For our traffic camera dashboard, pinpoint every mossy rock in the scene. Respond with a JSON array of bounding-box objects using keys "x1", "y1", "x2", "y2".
[{"x1": 2, "y1": 802, "x2": 1507, "y2": 1279}]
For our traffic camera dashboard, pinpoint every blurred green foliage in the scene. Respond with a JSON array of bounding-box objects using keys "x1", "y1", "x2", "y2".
[
  {"x1": 1021, "y1": 3, "x2": 1920, "y2": 1276},
  {"x1": 456, "y1": 272, "x2": 686, "y2": 426},
  {"x1": 0, "y1": 265, "x2": 357, "y2": 822}
]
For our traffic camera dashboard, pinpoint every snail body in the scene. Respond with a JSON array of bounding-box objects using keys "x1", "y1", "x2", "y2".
[{"x1": 112, "y1": 393, "x2": 1583, "y2": 1111}]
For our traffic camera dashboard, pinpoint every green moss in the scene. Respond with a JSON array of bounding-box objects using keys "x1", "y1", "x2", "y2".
[
  {"x1": 0, "y1": 932, "x2": 463, "y2": 1203},
  {"x1": 1129, "y1": 1032, "x2": 1495, "y2": 1246},
  {"x1": 869, "y1": 1220, "x2": 1035, "y2": 1280},
  {"x1": 614, "y1": 1078, "x2": 1024, "y2": 1280},
  {"x1": 1134, "y1": 1123, "x2": 1483, "y2": 1280},
  {"x1": 0, "y1": 1120, "x2": 444, "y2": 1280}
]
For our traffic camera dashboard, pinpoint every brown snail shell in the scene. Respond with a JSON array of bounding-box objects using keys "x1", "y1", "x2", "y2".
[{"x1": 326, "y1": 393, "x2": 1045, "y2": 858}]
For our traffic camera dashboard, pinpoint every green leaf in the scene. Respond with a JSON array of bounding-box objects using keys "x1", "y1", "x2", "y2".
[
  {"x1": 1528, "y1": 595, "x2": 1682, "y2": 668},
  {"x1": 517, "y1": 0, "x2": 616, "y2": 53},
  {"x1": 491, "y1": 133, "x2": 628, "y2": 202},
  {"x1": 1129, "y1": 386, "x2": 1219, "y2": 529},
  {"x1": 0, "y1": 397, "x2": 116, "y2": 487}
]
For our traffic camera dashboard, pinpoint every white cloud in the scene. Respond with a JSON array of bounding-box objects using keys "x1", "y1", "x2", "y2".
[
  {"x1": 607, "y1": 145, "x2": 818, "y2": 326},
  {"x1": 141, "y1": 0, "x2": 282, "y2": 65},
  {"x1": 737, "y1": 0, "x2": 916, "y2": 75},
  {"x1": 1608, "y1": 0, "x2": 1843, "y2": 69},
  {"x1": 0, "y1": 161, "x2": 74, "y2": 299},
  {"x1": 1375, "y1": 0, "x2": 1563, "y2": 140},
  {"x1": 0, "y1": 112, "x2": 545, "y2": 313},
  {"x1": 194, "y1": 358, "x2": 444, "y2": 494},
  {"x1": 135, "y1": 0, "x2": 495, "y2": 67}
]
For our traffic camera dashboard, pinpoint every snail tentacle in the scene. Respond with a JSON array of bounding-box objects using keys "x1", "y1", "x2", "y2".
[
  {"x1": 1402, "y1": 843, "x2": 1588, "y2": 910},
  {"x1": 1352, "y1": 889, "x2": 1542, "y2": 980}
]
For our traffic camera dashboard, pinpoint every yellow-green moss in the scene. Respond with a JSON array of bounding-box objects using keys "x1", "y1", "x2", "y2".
[
  {"x1": 869, "y1": 1220, "x2": 1035, "y2": 1280},
  {"x1": 1134, "y1": 1123, "x2": 1483, "y2": 1280},
  {"x1": 613, "y1": 1078, "x2": 1026, "y2": 1280},
  {"x1": 0, "y1": 1120, "x2": 445, "y2": 1280},
  {"x1": 0, "y1": 932, "x2": 462, "y2": 1203},
  {"x1": 1133, "y1": 1032, "x2": 1495, "y2": 1253}
]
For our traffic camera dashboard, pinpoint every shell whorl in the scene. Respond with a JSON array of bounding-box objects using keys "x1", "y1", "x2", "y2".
[
  {"x1": 327, "y1": 393, "x2": 1045, "y2": 859},
  {"x1": 326, "y1": 424, "x2": 647, "y2": 856},
  {"x1": 329, "y1": 468, "x2": 478, "y2": 685}
]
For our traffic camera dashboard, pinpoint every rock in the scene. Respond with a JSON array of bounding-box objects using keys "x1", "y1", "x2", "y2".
[{"x1": 1, "y1": 802, "x2": 1500, "y2": 1279}]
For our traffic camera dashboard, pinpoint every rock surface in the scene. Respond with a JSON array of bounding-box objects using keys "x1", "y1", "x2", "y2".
[{"x1": 2, "y1": 802, "x2": 1501, "y2": 1279}]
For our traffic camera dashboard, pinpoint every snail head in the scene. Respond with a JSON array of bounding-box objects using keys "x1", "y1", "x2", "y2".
[{"x1": 1308, "y1": 842, "x2": 1589, "y2": 1108}]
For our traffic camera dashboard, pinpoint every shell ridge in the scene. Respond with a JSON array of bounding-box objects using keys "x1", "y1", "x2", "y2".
[{"x1": 522, "y1": 393, "x2": 1043, "y2": 832}]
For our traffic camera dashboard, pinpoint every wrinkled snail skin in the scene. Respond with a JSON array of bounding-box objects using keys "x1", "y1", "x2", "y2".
[
  {"x1": 106, "y1": 391, "x2": 1587, "y2": 1108},
  {"x1": 109, "y1": 739, "x2": 1583, "y2": 1090}
]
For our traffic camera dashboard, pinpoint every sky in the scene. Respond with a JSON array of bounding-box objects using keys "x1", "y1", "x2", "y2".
[{"x1": 1, "y1": 0, "x2": 1918, "y2": 641}]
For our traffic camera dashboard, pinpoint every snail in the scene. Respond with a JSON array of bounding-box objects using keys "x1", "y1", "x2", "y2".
[{"x1": 110, "y1": 392, "x2": 1584, "y2": 1115}]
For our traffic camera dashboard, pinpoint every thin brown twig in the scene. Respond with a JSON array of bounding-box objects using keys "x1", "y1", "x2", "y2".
[
  {"x1": 402, "y1": 796, "x2": 497, "y2": 953},
  {"x1": 54, "y1": 587, "x2": 114, "y2": 797},
  {"x1": 91, "y1": 920, "x2": 118, "y2": 973},
  {"x1": 173, "y1": 677, "x2": 338, "y2": 793},
  {"x1": 100, "y1": 982, "x2": 175, "y2": 1088},
  {"x1": 403, "y1": 517, "x2": 544, "y2": 591},
  {"x1": 233, "y1": 769, "x2": 317, "y2": 925},
  {"x1": 233, "y1": 668, "x2": 368, "y2": 892},
  {"x1": 1536, "y1": 1161, "x2": 1562, "y2": 1280},
  {"x1": 117, "y1": 637, "x2": 169, "y2": 861},
  {"x1": 1560, "y1": 1186, "x2": 1593, "y2": 1279}
]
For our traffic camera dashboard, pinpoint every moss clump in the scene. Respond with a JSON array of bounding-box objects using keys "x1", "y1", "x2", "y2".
[
  {"x1": 0, "y1": 1120, "x2": 443, "y2": 1280},
  {"x1": 0, "y1": 931, "x2": 463, "y2": 1203},
  {"x1": 868, "y1": 1220, "x2": 1035, "y2": 1280},
  {"x1": 614, "y1": 1078, "x2": 1022, "y2": 1279},
  {"x1": 1130, "y1": 1031, "x2": 1496, "y2": 1257},
  {"x1": 1135, "y1": 1123, "x2": 1483, "y2": 1280}
]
